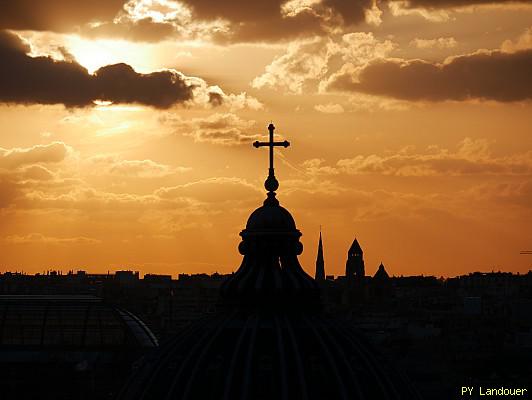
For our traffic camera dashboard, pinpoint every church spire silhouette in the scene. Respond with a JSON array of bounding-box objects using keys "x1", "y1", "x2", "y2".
[{"x1": 315, "y1": 227, "x2": 325, "y2": 282}]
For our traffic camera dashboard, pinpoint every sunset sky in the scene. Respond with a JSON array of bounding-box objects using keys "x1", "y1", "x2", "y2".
[{"x1": 0, "y1": 0, "x2": 531, "y2": 278}]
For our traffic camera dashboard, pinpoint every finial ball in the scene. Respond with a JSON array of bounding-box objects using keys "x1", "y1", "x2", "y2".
[{"x1": 265, "y1": 175, "x2": 279, "y2": 192}]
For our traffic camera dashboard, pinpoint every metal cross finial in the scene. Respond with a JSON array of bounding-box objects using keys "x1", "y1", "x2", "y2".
[{"x1": 253, "y1": 123, "x2": 290, "y2": 195}]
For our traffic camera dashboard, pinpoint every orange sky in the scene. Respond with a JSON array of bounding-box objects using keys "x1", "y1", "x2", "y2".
[{"x1": 0, "y1": 0, "x2": 531, "y2": 278}]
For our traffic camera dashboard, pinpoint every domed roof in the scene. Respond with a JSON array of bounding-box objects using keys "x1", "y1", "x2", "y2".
[
  {"x1": 246, "y1": 202, "x2": 296, "y2": 231},
  {"x1": 0, "y1": 295, "x2": 158, "y2": 348},
  {"x1": 117, "y1": 123, "x2": 421, "y2": 400},
  {"x1": 118, "y1": 310, "x2": 420, "y2": 400},
  {"x1": 221, "y1": 190, "x2": 318, "y2": 308},
  {"x1": 0, "y1": 295, "x2": 158, "y2": 400}
]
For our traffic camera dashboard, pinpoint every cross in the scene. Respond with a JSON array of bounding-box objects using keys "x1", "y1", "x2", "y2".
[{"x1": 253, "y1": 123, "x2": 290, "y2": 175}]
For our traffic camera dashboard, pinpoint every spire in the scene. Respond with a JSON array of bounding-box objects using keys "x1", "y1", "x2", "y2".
[{"x1": 315, "y1": 228, "x2": 325, "y2": 281}]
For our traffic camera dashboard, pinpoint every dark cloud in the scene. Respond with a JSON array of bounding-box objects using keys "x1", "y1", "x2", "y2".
[
  {"x1": 83, "y1": 18, "x2": 177, "y2": 43},
  {"x1": 328, "y1": 49, "x2": 532, "y2": 102},
  {"x1": 400, "y1": 0, "x2": 528, "y2": 9},
  {"x1": 322, "y1": 0, "x2": 373, "y2": 25},
  {"x1": 180, "y1": 0, "x2": 373, "y2": 43},
  {"x1": 0, "y1": 0, "x2": 126, "y2": 32},
  {"x1": 0, "y1": 30, "x2": 213, "y2": 108},
  {"x1": 0, "y1": 0, "x2": 528, "y2": 44},
  {"x1": 94, "y1": 63, "x2": 193, "y2": 108}
]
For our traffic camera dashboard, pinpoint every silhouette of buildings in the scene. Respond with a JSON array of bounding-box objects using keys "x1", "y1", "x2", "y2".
[
  {"x1": 1, "y1": 267, "x2": 531, "y2": 400},
  {"x1": 117, "y1": 123, "x2": 420, "y2": 399}
]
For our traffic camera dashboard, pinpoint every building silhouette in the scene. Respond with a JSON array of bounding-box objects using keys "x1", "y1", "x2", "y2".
[
  {"x1": 374, "y1": 262, "x2": 390, "y2": 280},
  {"x1": 117, "y1": 123, "x2": 420, "y2": 400},
  {"x1": 346, "y1": 238, "x2": 365, "y2": 279}
]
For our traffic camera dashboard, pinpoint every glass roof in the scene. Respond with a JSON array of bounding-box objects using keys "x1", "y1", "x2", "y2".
[{"x1": 0, "y1": 295, "x2": 158, "y2": 348}]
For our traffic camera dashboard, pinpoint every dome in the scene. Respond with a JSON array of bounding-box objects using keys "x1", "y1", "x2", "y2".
[
  {"x1": 117, "y1": 123, "x2": 421, "y2": 400},
  {"x1": 0, "y1": 294, "x2": 157, "y2": 348},
  {"x1": 118, "y1": 310, "x2": 419, "y2": 400},
  {"x1": 246, "y1": 197, "x2": 296, "y2": 231}
]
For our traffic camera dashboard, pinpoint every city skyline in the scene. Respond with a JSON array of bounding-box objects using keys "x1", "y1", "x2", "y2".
[{"x1": 0, "y1": 1, "x2": 531, "y2": 277}]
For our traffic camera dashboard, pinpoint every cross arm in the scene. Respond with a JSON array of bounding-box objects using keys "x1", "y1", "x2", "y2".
[{"x1": 253, "y1": 140, "x2": 290, "y2": 148}]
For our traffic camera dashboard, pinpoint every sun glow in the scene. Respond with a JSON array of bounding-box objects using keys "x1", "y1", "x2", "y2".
[
  {"x1": 66, "y1": 36, "x2": 158, "y2": 74},
  {"x1": 119, "y1": 0, "x2": 192, "y2": 24}
]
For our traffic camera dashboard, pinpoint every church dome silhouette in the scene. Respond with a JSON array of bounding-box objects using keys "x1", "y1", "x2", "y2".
[
  {"x1": 117, "y1": 123, "x2": 421, "y2": 400},
  {"x1": 246, "y1": 200, "x2": 296, "y2": 231}
]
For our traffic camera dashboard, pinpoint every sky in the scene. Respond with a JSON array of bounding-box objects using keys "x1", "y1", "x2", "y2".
[{"x1": 0, "y1": 0, "x2": 531, "y2": 278}]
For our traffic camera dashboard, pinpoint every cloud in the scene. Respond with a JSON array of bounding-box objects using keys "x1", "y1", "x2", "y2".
[
  {"x1": 0, "y1": 0, "x2": 125, "y2": 32},
  {"x1": 0, "y1": 142, "x2": 71, "y2": 169},
  {"x1": 253, "y1": 33, "x2": 395, "y2": 94},
  {"x1": 0, "y1": 0, "x2": 528, "y2": 44},
  {"x1": 3, "y1": 233, "x2": 101, "y2": 245},
  {"x1": 501, "y1": 27, "x2": 532, "y2": 53},
  {"x1": 86, "y1": 155, "x2": 191, "y2": 177},
  {"x1": 7, "y1": 0, "x2": 363, "y2": 43},
  {"x1": 22, "y1": 187, "x2": 176, "y2": 211},
  {"x1": 165, "y1": 113, "x2": 262, "y2": 145},
  {"x1": 155, "y1": 177, "x2": 261, "y2": 203},
  {"x1": 0, "y1": 141, "x2": 81, "y2": 208},
  {"x1": 0, "y1": 30, "x2": 244, "y2": 109},
  {"x1": 83, "y1": 0, "x2": 231, "y2": 43},
  {"x1": 112, "y1": 0, "x2": 379, "y2": 43},
  {"x1": 314, "y1": 103, "x2": 344, "y2": 113},
  {"x1": 410, "y1": 37, "x2": 457, "y2": 49},
  {"x1": 388, "y1": 1, "x2": 452, "y2": 21},
  {"x1": 333, "y1": 138, "x2": 532, "y2": 176},
  {"x1": 301, "y1": 159, "x2": 341, "y2": 175},
  {"x1": 179, "y1": 0, "x2": 326, "y2": 43},
  {"x1": 468, "y1": 180, "x2": 532, "y2": 209},
  {"x1": 388, "y1": 0, "x2": 531, "y2": 22},
  {"x1": 326, "y1": 49, "x2": 532, "y2": 102},
  {"x1": 19, "y1": 165, "x2": 56, "y2": 181},
  {"x1": 346, "y1": 93, "x2": 410, "y2": 111},
  {"x1": 252, "y1": 37, "x2": 336, "y2": 94},
  {"x1": 397, "y1": 0, "x2": 528, "y2": 8}
]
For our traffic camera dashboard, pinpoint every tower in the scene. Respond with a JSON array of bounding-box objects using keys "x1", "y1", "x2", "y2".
[
  {"x1": 346, "y1": 238, "x2": 365, "y2": 279},
  {"x1": 315, "y1": 229, "x2": 325, "y2": 282}
]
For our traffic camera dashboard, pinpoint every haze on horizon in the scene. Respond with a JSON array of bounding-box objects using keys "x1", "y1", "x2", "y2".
[{"x1": 0, "y1": 0, "x2": 531, "y2": 278}]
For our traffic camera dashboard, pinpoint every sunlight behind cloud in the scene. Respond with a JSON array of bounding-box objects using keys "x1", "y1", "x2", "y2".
[
  {"x1": 119, "y1": 0, "x2": 192, "y2": 24},
  {"x1": 66, "y1": 36, "x2": 158, "y2": 74}
]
